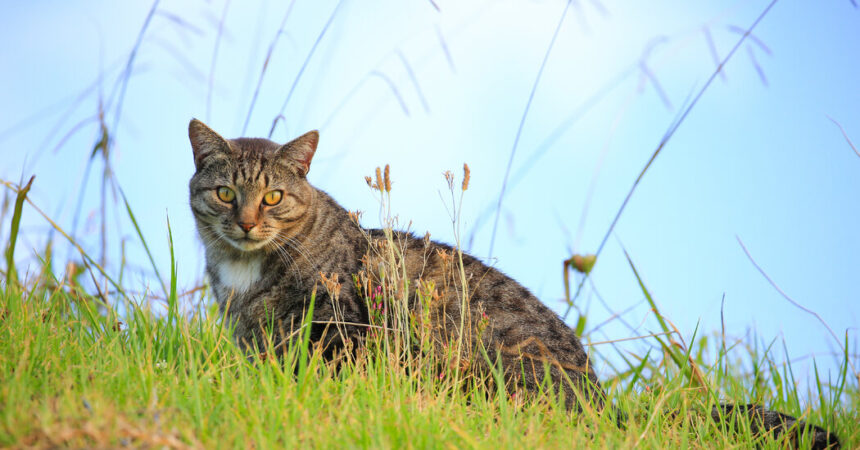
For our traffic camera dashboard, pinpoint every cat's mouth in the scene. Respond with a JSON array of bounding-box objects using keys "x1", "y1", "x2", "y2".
[{"x1": 226, "y1": 235, "x2": 269, "y2": 252}]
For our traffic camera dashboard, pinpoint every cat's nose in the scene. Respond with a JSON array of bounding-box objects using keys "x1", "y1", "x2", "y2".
[{"x1": 237, "y1": 221, "x2": 256, "y2": 233}]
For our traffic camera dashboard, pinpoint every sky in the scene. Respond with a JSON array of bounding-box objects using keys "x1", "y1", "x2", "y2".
[{"x1": 1, "y1": 0, "x2": 858, "y2": 396}]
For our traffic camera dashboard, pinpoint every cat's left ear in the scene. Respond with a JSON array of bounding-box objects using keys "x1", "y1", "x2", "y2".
[{"x1": 278, "y1": 130, "x2": 319, "y2": 177}]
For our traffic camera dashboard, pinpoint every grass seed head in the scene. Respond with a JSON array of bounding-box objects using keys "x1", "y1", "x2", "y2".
[
  {"x1": 348, "y1": 210, "x2": 364, "y2": 224},
  {"x1": 384, "y1": 164, "x2": 391, "y2": 192},
  {"x1": 375, "y1": 166, "x2": 383, "y2": 191},
  {"x1": 443, "y1": 170, "x2": 454, "y2": 190},
  {"x1": 462, "y1": 163, "x2": 470, "y2": 191}
]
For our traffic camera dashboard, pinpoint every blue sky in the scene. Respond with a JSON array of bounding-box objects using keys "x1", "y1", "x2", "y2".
[{"x1": 1, "y1": 0, "x2": 858, "y2": 393}]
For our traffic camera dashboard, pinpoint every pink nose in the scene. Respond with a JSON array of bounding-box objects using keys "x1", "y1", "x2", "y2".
[{"x1": 238, "y1": 222, "x2": 256, "y2": 233}]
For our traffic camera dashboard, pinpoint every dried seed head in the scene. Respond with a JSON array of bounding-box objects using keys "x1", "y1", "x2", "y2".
[
  {"x1": 318, "y1": 271, "x2": 342, "y2": 299},
  {"x1": 462, "y1": 163, "x2": 470, "y2": 191},
  {"x1": 348, "y1": 210, "x2": 364, "y2": 224},
  {"x1": 384, "y1": 164, "x2": 391, "y2": 192},
  {"x1": 365, "y1": 176, "x2": 373, "y2": 187},
  {"x1": 443, "y1": 170, "x2": 454, "y2": 190},
  {"x1": 375, "y1": 166, "x2": 383, "y2": 191}
]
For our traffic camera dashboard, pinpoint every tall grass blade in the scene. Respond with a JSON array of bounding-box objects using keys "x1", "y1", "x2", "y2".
[
  {"x1": 120, "y1": 187, "x2": 167, "y2": 297},
  {"x1": 4, "y1": 175, "x2": 34, "y2": 291},
  {"x1": 164, "y1": 214, "x2": 179, "y2": 361},
  {"x1": 562, "y1": 0, "x2": 783, "y2": 315},
  {"x1": 297, "y1": 289, "x2": 317, "y2": 390},
  {"x1": 622, "y1": 247, "x2": 670, "y2": 335},
  {"x1": 488, "y1": 0, "x2": 573, "y2": 260}
]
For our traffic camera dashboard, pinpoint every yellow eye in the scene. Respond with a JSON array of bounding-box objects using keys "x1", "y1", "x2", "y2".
[
  {"x1": 263, "y1": 190, "x2": 283, "y2": 206},
  {"x1": 217, "y1": 187, "x2": 235, "y2": 203}
]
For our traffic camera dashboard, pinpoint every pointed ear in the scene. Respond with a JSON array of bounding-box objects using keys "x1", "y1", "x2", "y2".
[
  {"x1": 278, "y1": 130, "x2": 319, "y2": 177},
  {"x1": 189, "y1": 118, "x2": 231, "y2": 168}
]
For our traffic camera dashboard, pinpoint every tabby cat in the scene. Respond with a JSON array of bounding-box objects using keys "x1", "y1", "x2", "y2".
[{"x1": 188, "y1": 119, "x2": 839, "y2": 448}]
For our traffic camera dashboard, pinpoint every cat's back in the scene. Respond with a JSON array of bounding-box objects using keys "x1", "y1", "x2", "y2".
[{"x1": 371, "y1": 230, "x2": 601, "y2": 401}]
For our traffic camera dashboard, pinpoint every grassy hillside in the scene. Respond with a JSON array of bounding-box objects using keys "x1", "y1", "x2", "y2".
[{"x1": 0, "y1": 180, "x2": 856, "y2": 449}]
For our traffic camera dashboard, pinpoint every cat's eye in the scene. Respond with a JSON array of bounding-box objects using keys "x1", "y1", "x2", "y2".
[
  {"x1": 216, "y1": 187, "x2": 235, "y2": 203},
  {"x1": 262, "y1": 190, "x2": 283, "y2": 206}
]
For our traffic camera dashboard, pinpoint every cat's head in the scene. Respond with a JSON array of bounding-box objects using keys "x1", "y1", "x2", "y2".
[{"x1": 188, "y1": 118, "x2": 318, "y2": 253}]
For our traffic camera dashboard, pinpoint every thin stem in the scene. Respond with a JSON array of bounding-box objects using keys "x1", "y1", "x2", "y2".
[
  {"x1": 242, "y1": 0, "x2": 297, "y2": 135},
  {"x1": 563, "y1": 0, "x2": 781, "y2": 319},
  {"x1": 111, "y1": 0, "x2": 161, "y2": 138},
  {"x1": 736, "y1": 236, "x2": 857, "y2": 379},
  {"x1": 207, "y1": 0, "x2": 232, "y2": 122},
  {"x1": 488, "y1": 0, "x2": 573, "y2": 260},
  {"x1": 271, "y1": 0, "x2": 345, "y2": 138}
]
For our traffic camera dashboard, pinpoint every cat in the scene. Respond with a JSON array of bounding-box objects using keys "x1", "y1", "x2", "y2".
[{"x1": 188, "y1": 119, "x2": 839, "y2": 449}]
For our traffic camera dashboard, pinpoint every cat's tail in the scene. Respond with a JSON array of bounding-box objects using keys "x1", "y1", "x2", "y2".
[{"x1": 711, "y1": 403, "x2": 840, "y2": 449}]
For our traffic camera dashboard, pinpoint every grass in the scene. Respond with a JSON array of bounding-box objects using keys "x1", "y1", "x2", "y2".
[
  {"x1": 2, "y1": 271, "x2": 857, "y2": 448},
  {"x1": 1, "y1": 174, "x2": 857, "y2": 449}
]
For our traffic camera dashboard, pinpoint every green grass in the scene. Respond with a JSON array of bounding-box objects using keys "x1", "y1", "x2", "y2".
[
  {"x1": 0, "y1": 182, "x2": 857, "y2": 448},
  {"x1": 1, "y1": 282, "x2": 856, "y2": 449}
]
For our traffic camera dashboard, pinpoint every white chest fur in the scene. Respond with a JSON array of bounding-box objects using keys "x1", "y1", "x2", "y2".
[{"x1": 217, "y1": 257, "x2": 262, "y2": 294}]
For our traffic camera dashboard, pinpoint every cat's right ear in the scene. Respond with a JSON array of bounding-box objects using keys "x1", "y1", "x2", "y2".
[
  {"x1": 189, "y1": 118, "x2": 230, "y2": 169},
  {"x1": 278, "y1": 130, "x2": 319, "y2": 177}
]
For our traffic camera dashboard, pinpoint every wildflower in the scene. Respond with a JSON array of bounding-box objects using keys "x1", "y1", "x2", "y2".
[{"x1": 477, "y1": 311, "x2": 490, "y2": 333}]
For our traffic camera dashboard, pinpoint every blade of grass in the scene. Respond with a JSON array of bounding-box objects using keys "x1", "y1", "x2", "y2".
[
  {"x1": 166, "y1": 214, "x2": 179, "y2": 361},
  {"x1": 119, "y1": 187, "x2": 167, "y2": 298},
  {"x1": 625, "y1": 348, "x2": 652, "y2": 393},
  {"x1": 621, "y1": 246, "x2": 670, "y2": 335},
  {"x1": 813, "y1": 359, "x2": 826, "y2": 415},
  {"x1": 833, "y1": 332, "x2": 850, "y2": 405},
  {"x1": 111, "y1": 0, "x2": 161, "y2": 138},
  {"x1": 242, "y1": 0, "x2": 297, "y2": 135},
  {"x1": 827, "y1": 115, "x2": 860, "y2": 159},
  {"x1": 297, "y1": 288, "x2": 317, "y2": 391},
  {"x1": 271, "y1": 0, "x2": 345, "y2": 137},
  {"x1": 0, "y1": 178, "x2": 128, "y2": 299},
  {"x1": 563, "y1": 0, "x2": 782, "y2": 318},
  {"x1": 488, "y1": 0, "x2": 573, "y2": 260},
  {"x1": 206, "y1": 0, "x2": 232, "y2": 122},
  {"x1": 4, "y1": 175, "x2": 34, "y2": 292},
  {"x1": 737, "y1": 235, "x2": 857, "y2": 380}
]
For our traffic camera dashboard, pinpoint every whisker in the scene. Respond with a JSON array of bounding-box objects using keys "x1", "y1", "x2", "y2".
[
  {"x1": 270, "y1": 233, "x2": 320, "y2": 271},
  {"x1": 265, "y1": 239, "x2": 303, "y2": 285}
]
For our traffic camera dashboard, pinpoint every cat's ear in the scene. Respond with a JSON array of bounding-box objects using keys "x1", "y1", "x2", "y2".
[
  {"x1": 189, "y1": 118, "x2": 231, "y2": 169},
  {"x1": 278, "y1": 130, "x2": 319, "y2": 177}
]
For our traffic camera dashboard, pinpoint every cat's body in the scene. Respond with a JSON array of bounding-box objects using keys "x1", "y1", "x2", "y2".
[{"x1": 188, "y1": 119, "x2": 838, "y2": 448}]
